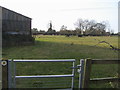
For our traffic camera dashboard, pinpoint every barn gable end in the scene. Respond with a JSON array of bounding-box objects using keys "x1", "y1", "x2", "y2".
[{"x1": 1, "y1": 6, "x2": 34, "y2": 47}]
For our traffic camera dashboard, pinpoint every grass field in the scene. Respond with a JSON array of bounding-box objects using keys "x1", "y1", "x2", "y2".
[{"x1": 2, "y1": 35, "x2": 119, "y2": 88}]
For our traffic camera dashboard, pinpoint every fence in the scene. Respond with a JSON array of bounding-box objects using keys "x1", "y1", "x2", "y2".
[
  {"x1": 79, "y1": 59, "x2": 120, "y2": 88},
  {"x1": 2, "y1": 59, "x2": 75, "y2": 89},
  {"x1": 1, "y1": 59, "x2": 120, "y2": 89}
]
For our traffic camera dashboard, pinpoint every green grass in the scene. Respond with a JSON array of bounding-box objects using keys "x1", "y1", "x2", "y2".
[
  {"x1": 2, "y1": 35, "x2": 119, "y2": 88},
  {"x1": 3, "y1": 35, "x2": 118, "y2": 59}
]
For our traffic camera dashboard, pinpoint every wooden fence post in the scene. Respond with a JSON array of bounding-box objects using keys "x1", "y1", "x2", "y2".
[
  {"x1": 0, "y1": 60, "x2": 2, "y2": 90},
  {"x1": 82, "y1": 58, "x2": 92, "y2": 88},
  {"x1": 2, "y1": 60, "x2": 8, "y2": 88}
]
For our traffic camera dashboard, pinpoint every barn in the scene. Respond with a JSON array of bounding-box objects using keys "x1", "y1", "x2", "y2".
[{"x1": 0, "y1": 6, "x2": 34, "y2": 47}]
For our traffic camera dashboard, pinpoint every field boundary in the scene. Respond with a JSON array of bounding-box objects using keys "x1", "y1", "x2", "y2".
[
  {"x1": 1, "y1": 59, "x2": 120, "y2": 89},
  {"x1": 80, "y1": 59, "x2": 120, "y2": 88},
  {"x1": 1, "y1": 59, "x2": 75, "y2": 89}
]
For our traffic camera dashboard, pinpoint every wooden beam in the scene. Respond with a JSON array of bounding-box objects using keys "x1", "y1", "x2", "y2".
[
  {"x1": 82, "y1": 58, "x2": 92, "y2": 88},
  {"x1": 92, "y1": 59, "x2": 120, "y2": 64},
  {"x1": 90, "y1": 77, "x2": 120, "y2": 83},
  {"x1": 2, "y1": 60, "x2": 8, "y2": 88}
]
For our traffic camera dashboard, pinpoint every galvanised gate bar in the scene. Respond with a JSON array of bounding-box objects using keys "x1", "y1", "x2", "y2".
[
  {"x1": 2, "y1": 59, "x2": 119, "y2": 89},
  {"x1": 3, "y1": 59, "x2": 76, "y2": 89}
]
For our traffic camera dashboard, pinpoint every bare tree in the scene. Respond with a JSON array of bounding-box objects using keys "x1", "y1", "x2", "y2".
[
  {"x1": 47, "y1": 21, "x2": 53, "y2": 32},
  {"x1": 84, "y1": 20, "x2": 96, "y2": 35},
  {"x1": 83, "y1": 19, "x2": 89, "y2": 30},
  {"x1": 74, "y1": 18, "x2": 84, "y2": 35},
  {"x1": 60, "y1": 25, "x2": 67, "y2": 31},
  {"x1": 74, "y1": 19, "x2": 111, "y2": 36}
]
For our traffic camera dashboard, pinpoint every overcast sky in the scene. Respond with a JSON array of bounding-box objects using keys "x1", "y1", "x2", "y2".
[{"x1": 0, "y1": 0, "x2": 119, "y2": 33}]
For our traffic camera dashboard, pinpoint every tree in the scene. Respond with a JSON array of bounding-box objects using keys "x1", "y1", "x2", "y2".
[
  {"x1": 74, "y1": 18, "x2": 84, "y2": 35},
  {"x1": 74, "y1": 18, "x2": 111, "y2": 36},
  {"x1": 39, "y1": 30, "x2": 46, "y2": 34},
  {"x1": 60, "y1": 25, "x2": 67, "y2": 31},
  {"x1": 59, "y1": 25, "x2": 68, "y2": 35},
  {"x1": 32, "y1": 28, "x2": 38, "y2": 35},
  {"x1": 91, "y1": 23, "x2": 106, "y2": 35},
  {"x1": 83, "y1": 19, "x2": 89, "y2": 31},
  {"x1": 47, "y1": 21, "x2": 56, "y2": 35},
  {"x1": 110, "y1": 29, "x2": 114, "y2": 34},
  {"x1": 84, "y1": 20, "x2": 96, "y2": 35},
  {"x1": 47, "y1": 21, "x2": 53, "y2": 32}
]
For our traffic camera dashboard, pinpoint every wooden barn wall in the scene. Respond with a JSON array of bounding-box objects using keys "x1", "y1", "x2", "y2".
[
  {"x1": 118, "y1": 1, "x2": 120, "y2": 32},
  {"x1": 2, "y1": 7, "x2": 31, "y2": 35},
  {"x1": 0, "y1": 7, "x2": 2, "y2": 47},
  {"x1": 0, "y1": 6, "x2": 2, "y2": 89}
]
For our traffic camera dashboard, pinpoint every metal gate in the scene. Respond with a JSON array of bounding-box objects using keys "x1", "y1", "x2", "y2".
[{"x1": 1, "y1": 59, "x2": 86, "y2": 89}]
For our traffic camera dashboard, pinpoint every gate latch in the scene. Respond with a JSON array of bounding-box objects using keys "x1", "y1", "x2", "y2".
[
  {"x1": 77, "y1": 64, "x2": 81, "y2": 73},
  {"x1": 71, "y1": 64, "x2": 81, "y2": 73}
]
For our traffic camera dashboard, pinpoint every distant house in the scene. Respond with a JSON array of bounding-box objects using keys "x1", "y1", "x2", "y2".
[{"x1": 0, "y1": 6, "x2": 34, "y2": 46}]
